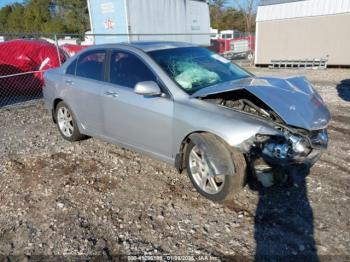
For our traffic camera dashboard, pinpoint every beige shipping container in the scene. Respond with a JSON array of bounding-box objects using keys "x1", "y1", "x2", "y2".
[{"x1": 255, "y1": 0, "x2": 350, "y2": 66}]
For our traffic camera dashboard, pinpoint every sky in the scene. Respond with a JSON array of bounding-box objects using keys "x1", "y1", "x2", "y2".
[{"x1": 0, "y1": 0, "x2": 24, "y2": 8}]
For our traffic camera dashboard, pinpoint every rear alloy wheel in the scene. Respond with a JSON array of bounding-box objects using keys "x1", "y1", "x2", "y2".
[
  {"x1": 56, "y1": 101, "x2": 84, "y2": 142},
  {"x1": 185, "y1": 140, "x2": 246, "y2": 202}
]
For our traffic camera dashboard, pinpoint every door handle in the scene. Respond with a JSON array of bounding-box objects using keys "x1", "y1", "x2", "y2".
[
  {"x1": 65, "y1": 80, "x2": 74, "y2": 85},
  {"x1": 105, "y1": 91, "x2": 119, "y2": 98}
]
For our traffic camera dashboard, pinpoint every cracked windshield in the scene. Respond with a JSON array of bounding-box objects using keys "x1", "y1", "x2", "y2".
[{"x1": 149, "y1": 47, "x2": 251, "y2": 94}]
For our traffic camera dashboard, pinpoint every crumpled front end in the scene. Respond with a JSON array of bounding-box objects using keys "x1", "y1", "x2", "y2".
[
  {"x1": 192, "y1": 75, "x2": 331, "y2": 131},
  {"x1": 194, "y1": 74, "x2": 331, "y2": 186},
  {"x1": 193, "y1": 77, "x2": 331, "y2": 186},
  {"x1": 241, "y1": 126, "x2": 328, "y2": 187}
]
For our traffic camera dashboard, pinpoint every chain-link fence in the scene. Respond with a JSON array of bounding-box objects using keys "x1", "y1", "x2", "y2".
[
  {"x1": 0, "y1": 32, "x2": 255, "y2": 109},
  {"x1": 0, "y1": 33, "x2": 67, "y2": 108}
]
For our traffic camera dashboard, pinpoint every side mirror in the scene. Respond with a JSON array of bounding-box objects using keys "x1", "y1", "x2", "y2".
[{"x1": 134, "y1": 81, "x2": 162, "y2": 97}]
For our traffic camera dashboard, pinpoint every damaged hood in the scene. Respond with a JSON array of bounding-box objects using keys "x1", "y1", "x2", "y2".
[{"x1": 191, "y1": 76, "x2": 331, "y2": 130}]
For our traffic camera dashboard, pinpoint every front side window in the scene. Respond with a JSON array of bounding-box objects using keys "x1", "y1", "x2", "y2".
[
  {"x1": 76, "y1": 50, "x2": 106, "y2": 81},
  {"x1": 148, "y1": 47, "x2": 251, "y2": 94},
  {"x1": 109, "y1": 51, "x2": 156, "y2": 88}
]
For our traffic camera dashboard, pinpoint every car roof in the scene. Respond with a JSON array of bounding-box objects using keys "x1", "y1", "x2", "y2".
[{"x1": 94, "y1": 41, "x2": 196, "y2": 52}]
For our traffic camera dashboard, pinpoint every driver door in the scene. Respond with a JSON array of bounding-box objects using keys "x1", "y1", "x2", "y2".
[{"x1": 101, "y1": 50, "x2": 174, "y2": 160}]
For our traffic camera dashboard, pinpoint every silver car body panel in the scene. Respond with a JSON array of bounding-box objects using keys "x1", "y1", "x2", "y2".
[
  {"x1": 100, "y1": 81, "x2": 174, "y2": 158},
  {"x1": 191, "y1": 76, "x2": 331, "y2": 131},
  {"x1": 43, "y1": 42, "x2": 330, "y2": 167}
]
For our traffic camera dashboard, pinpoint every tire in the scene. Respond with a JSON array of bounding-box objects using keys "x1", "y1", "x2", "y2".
[
  {"x1": 55, "y1": 101, "x2": 85, "y2": 142},
  {"x1": 185, "y1": 139, "x2": 247, "y2": 202}
]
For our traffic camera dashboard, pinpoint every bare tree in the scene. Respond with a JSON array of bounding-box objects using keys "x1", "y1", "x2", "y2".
[{"x1": 232, "y1": 0, "x2": 259, "y2": 33}]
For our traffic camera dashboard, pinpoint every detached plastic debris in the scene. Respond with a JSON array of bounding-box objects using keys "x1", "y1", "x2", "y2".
[{"x1": 174, "y1": 61, "x2": 220, "y2": 90}]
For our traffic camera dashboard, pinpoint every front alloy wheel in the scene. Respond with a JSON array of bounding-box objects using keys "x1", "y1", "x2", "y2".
[
  {"x1": 185, "y1": 139, "x2": 246, "y2": 202},
  {"x1": 189, "y1": 145, "x2": 226, "y2": 194}
]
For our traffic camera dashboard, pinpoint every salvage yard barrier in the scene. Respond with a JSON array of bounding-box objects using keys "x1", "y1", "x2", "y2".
[
  {"x1": 0, "y1": 35, "x2": 67, "y2": 108},
  {"x1": 0, "y1": 70, "x2": 46, "y2": 107}
]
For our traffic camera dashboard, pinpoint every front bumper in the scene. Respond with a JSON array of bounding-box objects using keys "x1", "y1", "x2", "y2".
[
  {"x1": 250, "y1": 128, "x2": 328, "y2": 186},
  {"x1": 261, "y1": 146, "x2": 325, "y2": 168}
]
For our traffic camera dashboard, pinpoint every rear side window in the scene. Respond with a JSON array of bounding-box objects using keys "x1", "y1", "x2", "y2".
[
  {"x1": 109, "y1": 51, "x2": 156, "y2": 88},
  {"x1": 66, "y1": 59, "x2": 77, "y2": 75},
  {"x1": 76, "y1": 50, "x2": 106, "y2": 81}
]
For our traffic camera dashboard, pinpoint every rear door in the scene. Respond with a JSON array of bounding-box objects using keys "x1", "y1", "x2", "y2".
[
  {"x1": 101, "y1": 50, "x2": 174, "y2": 159},
  {"x1": 64, "y1": 49, "x2": 107, "y2": 134}
]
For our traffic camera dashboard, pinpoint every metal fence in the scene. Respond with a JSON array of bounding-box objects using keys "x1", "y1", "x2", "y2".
[
  {"x1": 0, "y1": 32, "x2": 255, "y2": 109},
  {"x1": 0, "y1": 33, "x2": 62, "y2": 108}
]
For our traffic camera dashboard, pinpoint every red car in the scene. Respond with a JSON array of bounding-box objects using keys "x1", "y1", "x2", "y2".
[
  {"x1": 0, "y1": 39, "x2": 66, "y2": 98},
  {"x1": 60, "y1": 44, "x2": 89, "y2": 58}
]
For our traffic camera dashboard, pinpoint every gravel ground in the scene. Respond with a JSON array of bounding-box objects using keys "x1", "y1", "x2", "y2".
[{"x1": 0, "y1": 68, "x2": 349, "y2": 260}]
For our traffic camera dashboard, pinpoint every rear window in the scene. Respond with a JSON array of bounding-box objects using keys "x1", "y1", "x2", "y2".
[
  {"x1": 109, "y1": 51, "x2": 156, "y2": 88},
  {"x1": 66, "y1": 59, "x2": 77, "y2": 75},
  {"x1": 76, "y1": 50, "x2": 106, "y2": 81}
]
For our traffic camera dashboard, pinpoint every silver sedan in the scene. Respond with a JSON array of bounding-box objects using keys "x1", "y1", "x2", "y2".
[{"x1": 43, "y1": 42, "x2": 330, "y2": 201}]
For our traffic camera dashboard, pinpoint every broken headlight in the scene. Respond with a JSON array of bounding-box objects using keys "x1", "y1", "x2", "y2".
[{"x1": 262, "y1": 134, "x2": 311, "y2": 160}]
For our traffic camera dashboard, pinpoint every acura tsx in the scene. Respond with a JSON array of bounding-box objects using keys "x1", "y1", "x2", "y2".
[{"x1": 43, "y1": 42, "x2": 330, "y2": 201}]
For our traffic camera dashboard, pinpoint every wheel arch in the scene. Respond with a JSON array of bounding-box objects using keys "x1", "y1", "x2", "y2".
[
  {"x1": 52, "y1": 98, "x2": 63, "y2": 123},
  {"x1": 52, "y1": 99, "x2": 87, "y2": 140},
  {"x1": 175, "y1": 130, "x2": 240, "y2": 173},
  {"x1": 180, "y1": 130, "x2": 248, "y2": 201},
  {"x1": 52, "y1": 99, "x2": 84, "y2": 136}
]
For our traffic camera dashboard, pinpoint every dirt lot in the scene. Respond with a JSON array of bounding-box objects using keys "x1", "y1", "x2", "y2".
[{"x1": 0, "y1": 68, "x2": 349, "y2": 260}]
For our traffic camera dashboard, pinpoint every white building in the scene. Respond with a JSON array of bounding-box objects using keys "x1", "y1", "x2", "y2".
[
  {"x1": 255, "y1": 0, "x2": 350, "y2": 66},
  {"x1": 87, "y1": 0, "x2": 211, "y2": 45}
]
